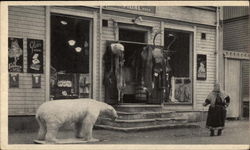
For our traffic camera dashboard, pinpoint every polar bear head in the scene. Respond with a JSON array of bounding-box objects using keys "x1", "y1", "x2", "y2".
[{"x1": 100, "y1": 103, "x2": 118, "y2": 120}]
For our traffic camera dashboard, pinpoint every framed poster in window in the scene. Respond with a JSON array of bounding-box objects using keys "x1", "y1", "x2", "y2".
[
  {"x1": 27, "y1": 39, "x2": 43, "y2": 73},
  {"x1": 8, "y1": 38, "x2": 23, "y2": 72},
  {"x1": 197, "y1": 54, "x2": 207, "y2": 80}
]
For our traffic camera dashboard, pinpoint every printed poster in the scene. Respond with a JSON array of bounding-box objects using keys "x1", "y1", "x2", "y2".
[
  {"x1": 8, "y1": 38, "x2": 23, "y2": 72},
  {"x1": 27, "y1": 39, "x2": 43, "y2": 73},
  {"x1": 197, "y1": 54, "x2": 207, "y2": 80}
]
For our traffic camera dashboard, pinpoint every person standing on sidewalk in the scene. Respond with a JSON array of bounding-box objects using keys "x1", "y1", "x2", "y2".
[{"x1": 203, "y1": 83, "x2": 230, "y2": 136}]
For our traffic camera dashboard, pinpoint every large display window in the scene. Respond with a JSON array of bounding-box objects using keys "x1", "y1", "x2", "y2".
[
  {"x1": 50, "y1": 14, "x2": 91, "y2": 100},
  {"x1": 164, "y1": 29, "x2": 193, "y2": 104}
]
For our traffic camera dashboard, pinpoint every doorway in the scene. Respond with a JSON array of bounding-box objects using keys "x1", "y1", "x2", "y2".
[
  {"x1": 50, "y1": 14, "x2": 92, "y2": 100},
  {"x1": 119, "y1": 28, "x2": 148, "y2": 103}
]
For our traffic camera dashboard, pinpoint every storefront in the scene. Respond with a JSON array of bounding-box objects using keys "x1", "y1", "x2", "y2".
[{"x1": 8, "y1": 6, "x2": 219, "y2": 116}]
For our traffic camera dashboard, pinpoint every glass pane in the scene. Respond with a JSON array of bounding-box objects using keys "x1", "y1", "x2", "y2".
[
  {"x1": 165, "y1": 30, "x2": 190, "y2": 77},
  {"x1": 165, "y1": 30, "x2": 192, "y2": 104},
  {"x1": 50, "y1": 14, "x2": 90, "y2": 100}
]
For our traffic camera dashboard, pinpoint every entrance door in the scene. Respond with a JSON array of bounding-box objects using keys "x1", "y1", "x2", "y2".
[
  {"x1": 119, "y1": 27, "x2": 148, "y2": 103},
  {"x1": 225, "y1": 59, "x2": 241, "y2": 118},
  {"x1": 50, "y1": 14, "x2": 92, "y2": 100}
]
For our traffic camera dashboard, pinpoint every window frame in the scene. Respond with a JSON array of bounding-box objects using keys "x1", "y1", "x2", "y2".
[
  {"x1": 164, "y1": 27, "x2": 194, "y2": 105},
  {"x1": 46, "y1": 7, "x2": 97, "y2": 101}
]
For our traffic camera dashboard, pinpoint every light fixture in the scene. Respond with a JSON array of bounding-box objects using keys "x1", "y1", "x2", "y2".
[
  {"x1": 68, "y1": 40, "x2": 76, "y2": 46},
  {"x1": 60, "y1": 20, "x2": 67, "y2": 25},
  {"x1": 132, "y1": 16, "x2": 143, "y2": 24},
  {"x1": 168, "y1": 33, "x2": 174, "y2": 37},
  {"x1": 75, "y1": 47, "x2": 82, "y2": 52}
]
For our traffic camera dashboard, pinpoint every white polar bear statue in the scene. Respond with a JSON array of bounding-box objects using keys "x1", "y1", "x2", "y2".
[{"x1": 35, "y1": 98, "x2": 118, "y2": 143}]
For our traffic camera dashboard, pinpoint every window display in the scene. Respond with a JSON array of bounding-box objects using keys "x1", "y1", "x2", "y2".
[
  {"x1": 50, "y1": 14, "x2": 91, "y2": 100},
  {"x1": 165, "y1": 30, "x2": 193, "y2": 104}
]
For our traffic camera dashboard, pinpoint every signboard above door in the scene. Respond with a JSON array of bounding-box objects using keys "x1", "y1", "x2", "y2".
[{"x1": 104, "y1": 6, "x2": 156, "y2": 14}]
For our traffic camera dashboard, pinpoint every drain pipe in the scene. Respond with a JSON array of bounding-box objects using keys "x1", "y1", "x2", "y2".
[
  {"x1": 99, "y1": 6, "x2": 103, "y2": 101},
  {"x1": 215, "y1": 7, "x2": 220, "y2": 83}
]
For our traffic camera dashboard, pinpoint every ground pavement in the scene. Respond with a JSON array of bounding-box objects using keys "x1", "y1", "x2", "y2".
[{"x1": 8, "y1": 120, "x2": 249, "y2": 145}]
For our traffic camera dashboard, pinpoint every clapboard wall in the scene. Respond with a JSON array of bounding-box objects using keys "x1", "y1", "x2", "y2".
[
  {"x1": 242, "y1": 60, "x2": 249, "y2": 100},
  {"x1": 223, "y1": 6, "x2": 249, "y2": 20},
  {"x1": 8, "y1": 6, "x2": 46, "y2": 115},
  {"x1": 195, "y1": 27, "x2": 216, "y2": 110},
  {"x1": 223, "y1": 18, "x2": 249, "y2": 51}
]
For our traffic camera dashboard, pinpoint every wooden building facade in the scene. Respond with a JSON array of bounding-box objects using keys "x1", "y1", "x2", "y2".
[{"x1": 8, "y1": 6, "x2": 220, "y2": 116}]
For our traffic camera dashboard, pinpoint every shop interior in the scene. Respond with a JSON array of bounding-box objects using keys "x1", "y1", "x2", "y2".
[{"x1": 50, "y1": 14, "x2": 91, "y2": 100}]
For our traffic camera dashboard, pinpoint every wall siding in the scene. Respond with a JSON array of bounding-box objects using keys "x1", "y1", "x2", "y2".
[
  {"x1": 242, "y1": 60, "x2": 250, "y2": 101},
  {"x1": 223, "y1": 18, "x2": 249, "y2": 51},
  {"x1": 196, "y1": 27, "x2": 216, "y2": 110},
  {"x1": 8, "y1": 6, "x2": 46, "y2": 115},
  {"x1": 157, "y1": 6, "x2": 216, "y2": 26},
  {"x1": 223, "y1": 7, "x2": 249, "y2": 20}
]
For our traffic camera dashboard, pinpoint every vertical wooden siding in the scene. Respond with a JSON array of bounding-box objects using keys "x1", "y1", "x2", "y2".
[
  {"x1": 242, "y1": 60, "x2": 250, "y2": 101},
  {"x1": 223, "y1": 7, "x2": 249, "y2": 20},
  {"x1": 223, "y1": 18, "x2": 249, "y2": 51},
  {"x1": 8, "y1": 6, "x2": 46, "y2": 115}
]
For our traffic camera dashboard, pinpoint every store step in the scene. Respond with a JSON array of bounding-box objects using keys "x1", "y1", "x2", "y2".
[
  {"x1": 95, "y1": 104, "x2": 202, "y2": 131},
  {"x1": 117, "y1": 111, "x2": 176, "y2": 120},
  {"x1": 94, "y1": 123, "x2": 199, "y2": 132},
  {"x1": 114, "y1": 104, "x2": 163, "y2": 112},
  {"x1": 96, "y1": 116, "x2": 188, "y2": 128}
]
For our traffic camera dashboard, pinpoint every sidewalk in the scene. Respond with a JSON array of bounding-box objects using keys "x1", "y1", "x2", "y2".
[{"x1": 8, "y1": 120, "x2": 249, "y2": 144}]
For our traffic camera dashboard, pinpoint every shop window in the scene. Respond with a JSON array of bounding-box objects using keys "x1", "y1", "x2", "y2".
[
  {"x1": 50, "y1": 14, "x2": 91, "y2": 100},
  {"x1": 164, "y1": 29, "x2": 193, "y2": 104}
]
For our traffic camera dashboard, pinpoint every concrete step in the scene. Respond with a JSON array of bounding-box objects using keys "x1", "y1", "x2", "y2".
[
  {"x1": 97, "y1": 117, "x2": 188, "y2": 128},
  {"x1": 117, "y1": 111, "x2": 176, "y2": 120},
  {"x1": 94, "y1": 122, "x2": 200, "y2": 132},
  {"x1": 114, "y1": 104, "x2": 163, "y2": 112}
]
